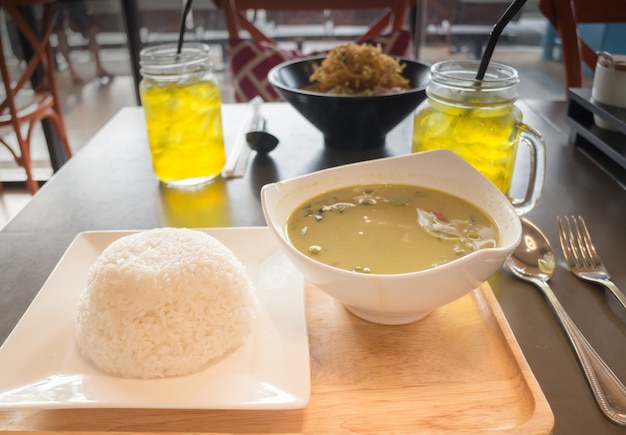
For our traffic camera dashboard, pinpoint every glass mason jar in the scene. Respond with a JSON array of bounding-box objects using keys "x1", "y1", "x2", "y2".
[
  {"x1": 139, "y1": 43, "x2": 225, "y2": 188},
  {"x1": 412, "y1": 60, "x2": 545, "y2": 215}
]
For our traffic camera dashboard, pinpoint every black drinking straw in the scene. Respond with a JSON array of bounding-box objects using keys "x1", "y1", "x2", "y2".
[
  {"x1": 475, "y1": 0, "x2": 527, "y2": 80},
  {"x1": 176, "y1": 0, "x2": 194, "y2": 55}
]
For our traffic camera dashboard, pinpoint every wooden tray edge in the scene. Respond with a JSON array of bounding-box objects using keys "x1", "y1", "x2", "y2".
[{"x1": 480, "y1": 282, "x2": 555, "y2": 433}]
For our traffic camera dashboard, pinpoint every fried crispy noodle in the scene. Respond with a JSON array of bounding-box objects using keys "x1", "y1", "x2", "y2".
[{"x1": 306, "y1": 44, "x2": 410, "y2": 95}]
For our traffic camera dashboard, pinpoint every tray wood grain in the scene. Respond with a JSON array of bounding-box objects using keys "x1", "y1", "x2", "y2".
[{"x1": 0, "y1": 282, "x2": 554, "y2": 434}]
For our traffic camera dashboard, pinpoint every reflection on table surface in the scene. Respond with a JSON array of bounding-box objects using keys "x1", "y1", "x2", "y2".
[{"x1": 0, "y1": 101, "x2": 625, "y2": 434}]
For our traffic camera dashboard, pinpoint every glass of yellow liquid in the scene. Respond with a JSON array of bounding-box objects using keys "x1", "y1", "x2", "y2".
[
  {"x1": 139, "y1": 43, "x2": 225, "y2": 188},
  {"x1": 412, "y1": 60, "x2": 545, "y2": 215}
]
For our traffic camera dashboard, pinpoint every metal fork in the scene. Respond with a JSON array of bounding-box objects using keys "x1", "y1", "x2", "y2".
[{"x1": 557, "y1": 216, "x2": 626, "y2": 311}]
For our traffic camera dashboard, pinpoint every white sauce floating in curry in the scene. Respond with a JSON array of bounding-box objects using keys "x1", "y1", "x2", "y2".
[{"x1": 286, "y1": 184, "x2": 499, "y2": 274}]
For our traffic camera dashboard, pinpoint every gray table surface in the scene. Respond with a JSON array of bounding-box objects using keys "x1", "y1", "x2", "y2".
[{"x1": 1, "y1": 102, "x2": 625, "y2": 434}]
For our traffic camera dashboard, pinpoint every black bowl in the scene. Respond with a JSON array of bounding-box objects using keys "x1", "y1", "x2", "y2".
[{"x1": 268, "y1": 56, "x2": 430, "y2": 151}]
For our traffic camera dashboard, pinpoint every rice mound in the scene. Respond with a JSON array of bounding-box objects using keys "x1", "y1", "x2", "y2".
[{"x1": 75, "y1": 227, "x2": 257, "y2": 379}]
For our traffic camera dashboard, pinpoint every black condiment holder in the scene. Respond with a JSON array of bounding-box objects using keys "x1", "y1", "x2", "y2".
[{"x1": 566, "y1": 88, "x2": 626, "y2": 187}]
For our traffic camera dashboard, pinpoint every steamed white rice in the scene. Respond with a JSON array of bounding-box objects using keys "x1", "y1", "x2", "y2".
[{"x1": 75, "y1": 227, "x2": 257, "y2": 379}]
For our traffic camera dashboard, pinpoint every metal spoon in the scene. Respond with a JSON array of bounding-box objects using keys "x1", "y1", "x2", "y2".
[
  {"x1": 506, "y1": 218, "x2": 626, "y2": 427},
  {"x1": 246, "y1": 114, "x2": 279, "y2": 155}
]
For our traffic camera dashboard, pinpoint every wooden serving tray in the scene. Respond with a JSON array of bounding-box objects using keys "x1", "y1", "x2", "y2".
[{"x1": 0, "y1": 283, "x2": 553, "y2": 434}]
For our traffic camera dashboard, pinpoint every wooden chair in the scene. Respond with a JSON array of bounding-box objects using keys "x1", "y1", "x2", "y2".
[
  {"x1": 222, "y1": 0, "x2": 412, "y2": 47},
  {"x1": 0, "y1": 0, "x2": 72, "y2": 193},
  {"x1": 538, "y1": 0, "x2": 626, "y2": 90},
  {"x1": 218, "y1": 0, "x2": 414, "y2": 101}
]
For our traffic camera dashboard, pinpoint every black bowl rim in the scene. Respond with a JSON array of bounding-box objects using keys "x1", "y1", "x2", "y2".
[{"x1": 267, "y1": 55, "x2": 429, "y2": 100}]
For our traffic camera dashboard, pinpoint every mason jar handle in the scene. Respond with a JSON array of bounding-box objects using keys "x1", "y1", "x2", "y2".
[{"x1": 510, "y1": 124, "x2": 546, "y2": 215}]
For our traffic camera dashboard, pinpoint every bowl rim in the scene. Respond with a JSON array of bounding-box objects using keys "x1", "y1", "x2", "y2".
[
  {"x1": 267, "y1": 55, "x2": 429, "y2": 99},
  {"x1": 261, "y1": 150, "x2": 522, "y2": 279}
]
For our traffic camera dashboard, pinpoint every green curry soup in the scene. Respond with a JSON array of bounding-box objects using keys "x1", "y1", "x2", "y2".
[{"x1": 286, "y1": 184, "x2": 499, "y2": 274}]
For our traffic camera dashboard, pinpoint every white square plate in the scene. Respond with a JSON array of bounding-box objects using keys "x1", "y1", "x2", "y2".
[{"x1": 0, "y1": 227, "x2": 310, "y2": 410}]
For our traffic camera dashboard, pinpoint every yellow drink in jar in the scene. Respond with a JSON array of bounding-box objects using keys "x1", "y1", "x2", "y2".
[
  {"x1": 141, "y1": 79, "x2": 225, "y2": 186},
  {"x1": 412, "y1": 60, "x2": 546, "y2": 215},
  {"x1": 412, "y1": 98, "x2": 522, "y2": 194}
]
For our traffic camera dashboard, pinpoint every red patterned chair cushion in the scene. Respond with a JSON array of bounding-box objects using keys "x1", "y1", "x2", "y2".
[
  {"x1": 227, "y1": 39, "x2": 303, "y2": 102},
  {"x1": 227, "y1": 30, "x2": 415, "y2": 102}
]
